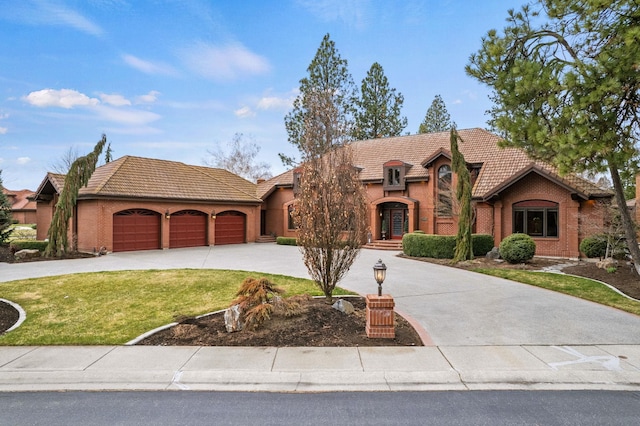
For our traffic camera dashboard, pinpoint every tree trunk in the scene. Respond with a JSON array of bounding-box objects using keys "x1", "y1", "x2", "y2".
[{"x1": 609, "y1": 164, "x2": 640, "y2": 278}]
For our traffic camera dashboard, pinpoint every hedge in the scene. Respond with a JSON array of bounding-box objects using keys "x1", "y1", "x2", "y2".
[
  {"x1": 402, "y1": 232, "x2": 494, "y2": 259},
  {"x1": 276, "y1": 237, "x2": 298, "y2": 246},
  {"x1": 9, "y1": 240, "x2": 48, "y2": 253}
]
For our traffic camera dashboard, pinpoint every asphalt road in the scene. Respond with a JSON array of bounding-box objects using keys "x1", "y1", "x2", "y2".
[{"x1": 1, "y1": 391, "x2": 639, "y2": 425}]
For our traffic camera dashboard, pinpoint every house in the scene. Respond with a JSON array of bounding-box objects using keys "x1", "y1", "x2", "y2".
[
  {"x1": 258, "y1": 128, "x2": 613, "y2": 259},
  {"x1": 2, "y1": 188, "x2": 36, "y2": 224},
  {"x1": 33, "y1": 156, "x2": 262, "y2": 253}
]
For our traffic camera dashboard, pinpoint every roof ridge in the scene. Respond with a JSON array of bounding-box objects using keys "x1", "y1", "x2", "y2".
[{"x1": 187, "y1": 164, "x2": 260, "y2": 201}]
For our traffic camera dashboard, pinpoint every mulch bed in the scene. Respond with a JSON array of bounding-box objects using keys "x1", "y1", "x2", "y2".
[
  {"x1": 0, "y1": 300, "x2": 19, "y2": 334},
  {"x1": 137, "y1": 297, "x2": 423, "y2": 347}
]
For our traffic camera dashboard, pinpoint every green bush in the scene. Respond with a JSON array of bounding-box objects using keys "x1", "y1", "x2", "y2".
[
  {"x1": 579, "y1": 235, "x2": 608, "y2": 258},
  {"x1": 9, "y1": 240, "x2": 48, "y2": 253},
  {"x1": 472, "y1": 234, "x2": 494, "y2": 257},
  {"x1": 276, "y1": 237, "x2": 298, "y2": 246},
  {"x1": 403, "y1": 232, "x2": 495, "y2": 259},
  {"x1": 499, "y1": 233, "x2": 536, "y2": 264}
]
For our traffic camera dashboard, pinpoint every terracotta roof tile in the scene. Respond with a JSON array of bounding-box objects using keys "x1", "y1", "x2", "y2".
[
  {"x1": 261, "y1": 128, "x2": 612, "y2": 200},
  {"x1": 76, "y1": 156, "x2": 261, "y2": 203}
]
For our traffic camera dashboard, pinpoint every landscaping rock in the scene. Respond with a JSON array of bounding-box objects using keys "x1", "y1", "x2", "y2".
[
  {"x1": 332, "y1": 299, "x2": 354, "y2": 315},
  {"x1": 14, "y1": 249, "x2": 40, "y2": 260},
  {"x1": 486, "y1": 247, "x2": 501, "y2": 260},
  {"x1": 224, "y1": 304, "x2": 243, "y2": 332}
]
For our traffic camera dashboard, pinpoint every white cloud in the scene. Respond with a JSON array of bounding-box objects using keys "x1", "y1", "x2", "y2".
[
  {"x1": 24, "y1": 89, "x2": 99, "y2": 109},
  {"x1": 0, "y1": 127, "x2": 7, "y2": 134},
  {"x1": 16, "y1": 157, "x2": 31, "y2": 165},
  {"x1": 296, "y1": 0, "x2": 369, "y2": 29},
  {"x1": 257, "y1": 95, "x2": 294, "y2": 111},
  {"x1": 180, "y1": 42, "x2": 271, "y2": 81},
  {"x1": 95, "y1": 105, "x2": 161, "y2": 126},
  {"x1": 4, "y1": 0, "x2": 104, "y2": 36},
  {"x1": 452, "y1": 99, "x2": 462, "y2": 105},
  {"x1": 99, "y1": 93, "x2": 131, "y2": 106},
  {"x1": 135, "y1": 91, "x2": 161, "y2": 104},
  {"x1": 234, "y1": 106, "x2": 255, "y2": 118},
  {"x1": 122, "y1": 54, "x2": 178, "y2": 76}
]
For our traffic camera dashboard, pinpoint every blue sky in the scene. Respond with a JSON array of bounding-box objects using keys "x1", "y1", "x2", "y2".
[{"x1": 0, "y1": 0, "x2": 528, "y2": 190}]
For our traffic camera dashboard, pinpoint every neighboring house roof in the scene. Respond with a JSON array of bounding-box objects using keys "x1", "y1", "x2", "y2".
[
  {"x1": 35, "y1": 156, "x2": 261, "y2": 204},
  {"x1": 2, "y1": 188, "x2": 36, "y2": 211},
  {"x1": 258, "y1": 128, "x2": 612, "y2": 201}
]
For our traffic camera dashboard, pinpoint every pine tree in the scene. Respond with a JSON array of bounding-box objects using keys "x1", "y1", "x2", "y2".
[
  {"x1": 418, "y1": 95, "x2": 454, "y2": 134},
  {"x1": 280, "y1": 33, "x2": 356, "y2": 166},
  {"x1": 450, "y1": 129, "x2": 473, "y2": 262},
  {"x1": 45, "y1": 135, "x2": 107, "y2": 257},
  {"x1": 0, "y1": 170, "x2": 13, "y2": 244},
  {"x1": 353, "y1": 62, "x2": 407, "y2": 140},
  {"x1": 466, "y1": 0, "x2": 640, "y2": 275}
]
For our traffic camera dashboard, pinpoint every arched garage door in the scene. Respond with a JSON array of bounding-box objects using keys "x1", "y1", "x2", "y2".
[
  {"x1": 170, "y1": 210, "x2": 207, "y2": 248},
  {"x1": 215, "y1": 211, "x2": 246, "y2": 245},
  {"x1": 113, "y1": 209, "x2": 161, "y2": 252}
]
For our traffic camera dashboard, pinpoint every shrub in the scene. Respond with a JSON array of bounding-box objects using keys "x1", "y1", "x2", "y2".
[
  {"x1": 402, "y1": 233, "x2": 456, "y2": 258},
  {"x1": 9, "y1": 240, "x2": 48, "y2": 254},
  {"x1": 579, "y1": 235, "x2": 608, "y2": 258},
  {"x1": 472, "y1": 234, "x2": 494, "y2": 257},
  {"x1": 276, "y1": 237, "x2": 297, "y2": 246},
  {"x1": 403, "y1": 232, "x2": 495, "y2": 259},
  {"x1": 499, "y1": 233, "x2": 536, "y2": 264}
]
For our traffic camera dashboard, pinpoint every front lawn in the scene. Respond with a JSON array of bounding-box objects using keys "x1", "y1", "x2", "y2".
[
  {"x1": 474, "y1": 268, "x2": 640, "y2": 316},
  {"x1": 0, "y1": 269, "x2": 350, "y2": 345}
]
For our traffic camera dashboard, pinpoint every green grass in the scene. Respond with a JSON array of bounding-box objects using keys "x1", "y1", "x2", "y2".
[
  {"x1": 0, "y1": 269, "x2": 352, "y2": 345},
  {"x1": 474, "y1": 268, "x2": 640, "y2": 316}
]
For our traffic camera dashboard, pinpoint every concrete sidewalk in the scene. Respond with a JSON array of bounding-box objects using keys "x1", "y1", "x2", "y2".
[
  {"x1": 2, "y1": 244, "x2": 640, "y2": 392},
  {"x1": 1, "y1": 345, "x2": 639, "y2": 392}
]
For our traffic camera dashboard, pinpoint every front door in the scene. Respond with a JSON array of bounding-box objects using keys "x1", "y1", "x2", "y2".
[{"x1": 390, "y1": 209, "x2": 405, "y2": 239}]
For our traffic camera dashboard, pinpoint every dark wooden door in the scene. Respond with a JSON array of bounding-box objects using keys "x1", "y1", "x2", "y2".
[
  {"x1": 170, "y1": 210, "x2": 207, "y2": 248},
  {"x1": 215, "y1": 211, "x2": 245, "y2": 245},
  {"x1": 390, "y1": 209, "x2": 405, "y2": 240}
]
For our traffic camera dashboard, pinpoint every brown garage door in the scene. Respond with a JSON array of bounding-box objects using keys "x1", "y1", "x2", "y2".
[
  {"x1": 170, "y1": 210, "x2": 207, "y2": 248},
  {"x1": 113, "y1": 209, "x2": 161, "y2": 252},
  {"x1": 215, "y1": 211, "x2": 245, "y2": 245}
]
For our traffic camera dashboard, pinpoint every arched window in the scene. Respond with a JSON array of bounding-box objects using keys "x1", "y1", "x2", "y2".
[
  {"x1": 437, "y1": 165, "x2": 452, "y2": 216},
  {"x1": 513, "y1": 200, "x2": 559, "y2": 237}
]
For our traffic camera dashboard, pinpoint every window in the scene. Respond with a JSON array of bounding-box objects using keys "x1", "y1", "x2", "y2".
[
  {"x1": 437, "y1": 164, "x2": 452, "y2": 216},
  {"x1": 383, "y1": 166, "x2": 404, "y2": 190},
  {"x1": 513, "y1": 200, "x2": 558, "y2": 237},
  {"x1": 287, "y1": 204, "x2": 296, "y2": 230}
]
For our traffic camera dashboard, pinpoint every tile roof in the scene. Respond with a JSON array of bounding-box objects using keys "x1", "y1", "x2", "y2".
[
  {"x1": 36, "y1": 156, "x2": 261, "y2": 204},
  {"x1": 258, "y1": 128, "x2": 611, "y2": 200},
  {"x1": 2, "y1": 188, "x2": 36, "y2": 211}
]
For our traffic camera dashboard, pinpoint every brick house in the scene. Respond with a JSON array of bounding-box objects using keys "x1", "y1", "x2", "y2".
[
  {"x1": 2, "y1": 188, "x2": 37, "y2": 224},
  {"x1": 258, "y1": 128, "x2": 613, "y2": 259},
  {"x1": 33, "y1": 156, "x2": 262, "y2": 253}
]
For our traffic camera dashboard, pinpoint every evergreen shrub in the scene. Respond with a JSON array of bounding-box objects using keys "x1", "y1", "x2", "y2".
[
  {"x1": 276, "y1": 237, "x2": 298, "y2": 246},
  {"x1": 579, "y1": 235, "x2": 608, "y2": 258},
  {"x1": 499, "y1": 233, "x2": 536, "y2": 263}
]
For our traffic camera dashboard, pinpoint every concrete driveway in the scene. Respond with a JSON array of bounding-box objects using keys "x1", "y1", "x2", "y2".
[{"x1": 1, "y1": 244, "x2": 639, "y2": 346}]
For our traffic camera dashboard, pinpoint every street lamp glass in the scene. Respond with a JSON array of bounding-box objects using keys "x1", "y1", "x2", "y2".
[{"x1": 373, "y1": 259, "x2": 387, "y2": 285}]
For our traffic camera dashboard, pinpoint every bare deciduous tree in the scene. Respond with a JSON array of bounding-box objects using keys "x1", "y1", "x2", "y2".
[
  {"x1": 49, "y1": 146, "x2": 80, "y2": 174},
  {"x1": 204, "y1": 133, "x2": 272, "y2": 182}
]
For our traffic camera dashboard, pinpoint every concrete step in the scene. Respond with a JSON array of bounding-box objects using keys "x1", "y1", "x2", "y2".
[
  {"x1": 363, "y1": 240, "x2": 403, "y2": 251},
  {"x1": 256, "y1": 235, "x2": 277, "y2": 243}
]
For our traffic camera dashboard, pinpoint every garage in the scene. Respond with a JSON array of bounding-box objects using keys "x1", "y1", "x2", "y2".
[
  {"x1": 113, "y1": 209, "x2": 161, "y2": 252},
  {"x1": 170, "y1": 210, "x2": 207, "y2": 248},
  {"x1": 215, "y1": 211, "x2": 246, "y2": 245}
]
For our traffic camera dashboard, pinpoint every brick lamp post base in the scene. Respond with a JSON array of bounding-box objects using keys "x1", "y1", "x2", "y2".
[{"x1": 365, "y1": 294, "x2": 395, "y2": 339}]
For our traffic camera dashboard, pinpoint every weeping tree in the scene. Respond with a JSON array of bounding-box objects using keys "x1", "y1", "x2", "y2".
[
  {"x1": 450, "y1": 128, "x2": 474, "y2": 262},
  {"x1": 45, "y1": 135, "x2": 107, "y2": 257},
  {"x1": 0, "y1": 170, "x2": 13, "y2": 244}
]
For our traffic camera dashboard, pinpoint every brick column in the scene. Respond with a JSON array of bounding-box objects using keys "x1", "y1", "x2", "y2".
[{"x1": 365, "y1": 294, "x2": 395, "y2": 338}]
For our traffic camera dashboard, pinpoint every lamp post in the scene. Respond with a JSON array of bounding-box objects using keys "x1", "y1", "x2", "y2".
[
  {"x1": 373, "y1": 259, "x2": 387, "y2": 296},
  {"x1": 366, "y1": 258, "x2": 394, "y2": 339}
]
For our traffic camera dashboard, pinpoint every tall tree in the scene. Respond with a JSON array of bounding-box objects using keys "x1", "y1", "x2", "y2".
[
  {"x1": 418, "y1": 95, "x2": 454, "y2": 134},
  {"x1": 104, "y1": 143, "x2": 113, "y2": 163},
  {"x1": 0, "y1": 170, "x2": 13, "y2": 244},
  {"x1": 45, "y1": 135, "x2": 107, "y2": 257},
  {"x1": 287, "y1": 34, "x2": 368, "y2": 302},
  {"x1": 466, "y1": 0, "x2": 640, "y2": 275},
  {"x1": 353, "y1": 62, "x2": 407, "y2": 140},
  {"x1": 204, "y1": 133, "x2": 272, "y2": 182},
  {"x1": 450, "y1": 129, "x2": 474, "y2": 262},
  {"x1": 280, "y1": 33, "x2": 357, "y2": 166}
]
